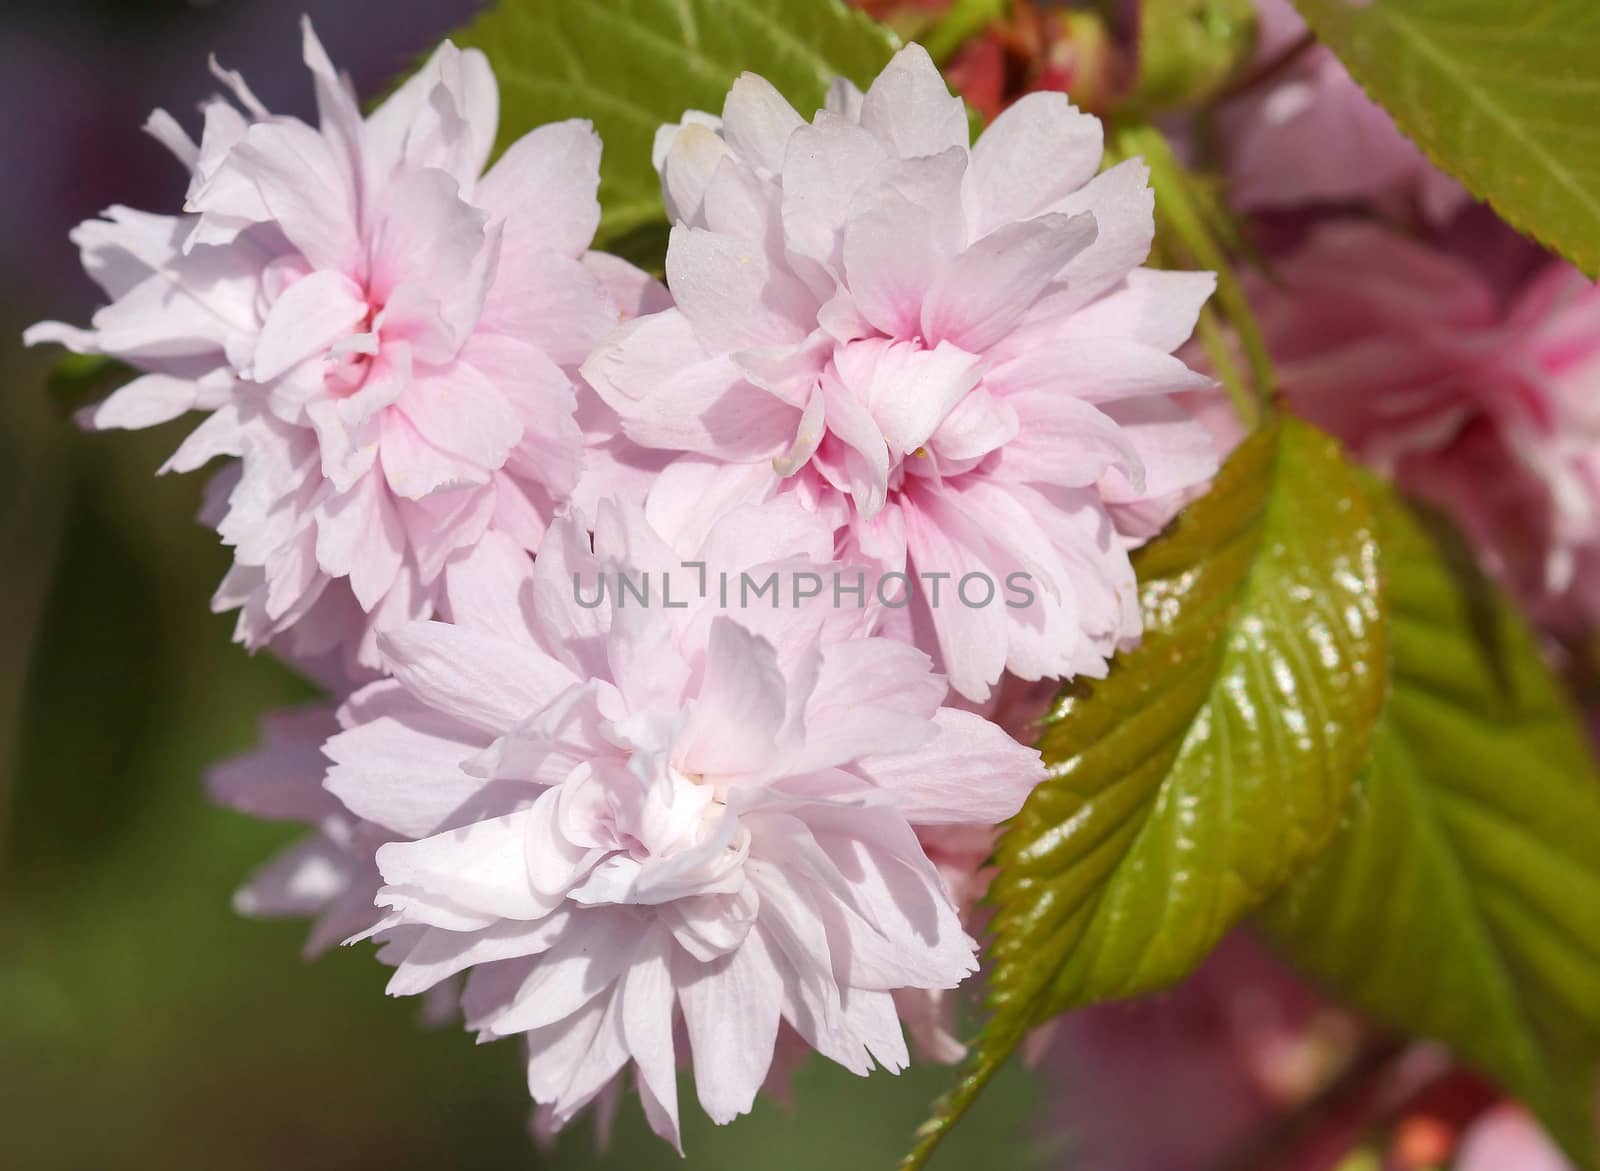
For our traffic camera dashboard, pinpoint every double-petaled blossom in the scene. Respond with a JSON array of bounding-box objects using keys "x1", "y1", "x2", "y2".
[
  {"x1": 582, "y1": 44, "x2": 1220, "y2": 702},
  {"x1": 1215, "y1": 0, "x2": 1467, "y2": 224},
  {"x1": 207, "y1": 703, "x2": 384, "y2": 957},
  {"x1": 1248, "y1": 222, "x2": 1600, "y2": 632},
  {"x1": 26, "y1": 20, "x2": 656, "y2": 672},
  {"x1": 322, "y1": 501, "x2": 1046, "y2": 1148}
]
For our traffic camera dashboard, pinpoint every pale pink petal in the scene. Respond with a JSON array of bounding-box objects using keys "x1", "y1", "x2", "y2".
[
  {"x1": 818, "y1": 368, "x2": 892, "y2": 517},
  {"x1": 228, "y1": 121, "x2": 361, "y2": 272},
  {"x1": 991, "y1": 338, "x2": 1214, "y2": 405},
  {"x1": 780, "y1": 115, "x2": 889, "y2": 272},
  {"x1": 377, "y1": 809, "x2": 549, "y2": 922},
  {"x1": 368, "y1": 40, "x2": 499, "y2": 183},
  {"x1": 922, "y1": 211, "x2": 1098, "y2": 353},
  {"x1": 457, "y1": 334, "x2": 581, "y2": 498},
  {"x1": 665, "y1": 224, "x2": 815, "y2": 353},
  {"x1": 314, "y1": 468, "x2": 405, "y2": 611},
  {"x1": 367, "y1": 167, "x2": 489, "y2": 311},
  {"x1": 583, "y1": 311, "x2": 798, "y2": 458},
  {"x1": 207, "y1": 704, "x2": 341, "y2": 822},
  {"x1": 1099, "y1": 396, "x2": 1220, "y2": 505},
  {"x1": 1037, "y1": 159, "x2": 1156, "y2": 311},
  {"x1": 618, "y1": 927, "x2": 681, "y2": 1148},
  {"x1": 395, "y1": 360, "x2": 523, "y2": 472},
  {"x1": 902, "y1": 493, "x2": 1011, "y2": 701},
  {"x1": 377, "y1": 620, "x2": 578, "y2": 733},
  {"x1": 387, "y1": 914, "x2": 573, "y2": 997},
  {"x1": 842, "y1": 194, "x2": 944, "y2": 339},
  {"x1": 678, "y1": 618, "x2": 788, "y2": 779},
  {"x1": 476, "y1": 119, "x2": 601, "y2": 260},
  {"x1": 87, "y1": 373, "x2": 199, "y2": 430},
  {"x1": 581, "y1": 251, "x2": 672, "y2": 317},
  {"x1": 861, "y1": 707, "x2": 1045, "y2": 825},
  {"x1": 1050, "y1": 269, "x2": 1216, "y2": 353},
  {"x1": 478, "y1": 250, "x2": 618, "y2": 367},
  {"x1": 837, "y1": 338, "x2": 983, "y2": 457},
  {"x1": 251, "y1": 269, "x2": 366, "y2": 382},
  {"x1": 996, "y1": 391, "x2": 1142, "y2": 489},
  {"x1": 859, "y1": 43, "x2": 969, "y2": 159},
  {"x1": 677, "y1": 920, "x2": 783, "y2": 1123},
  {"x1": 660, "y1": 120, "x2": 734, "y2": 225},
  {"x1": 968, "y1": 91, "x2": 1104, "y2": 234},
  {"x1": 324, "y1": 682, "x2": 499, "y2": 838},
  {"x1": 378, "y1": 410, "x2": 490, "y2": 499},
  {"x1": 722, "y1": 73, "x2": 806, "y2": 174},
  {"x1": 643, "y1": 457, "x2": 780, "y2": 555},
  {"x1": 481, "y1": 920, "x2": 634, "y2": 1035},
  {"x1": 442, "y1": 529, "x2": 538, "y2": 643}
]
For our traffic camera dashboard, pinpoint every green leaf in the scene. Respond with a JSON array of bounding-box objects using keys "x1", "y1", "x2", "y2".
[
  {"x1": 1259, "y1": 487, "x2": 1600, "y2": 1171},
  {"x1": 901, "y1": 418, "x2": 1388, "y2": 1169},
  {"x1": 451, "y1": 0, "x2": 899, "y2": 265},
  {"x1": 1291, "y1": 0, "x2": 1600, "y2": 277}
]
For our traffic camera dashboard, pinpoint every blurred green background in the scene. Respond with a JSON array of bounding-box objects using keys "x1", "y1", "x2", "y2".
[{"x1": 0, "y1": 2, "x2": 1044, "y2": 1168}]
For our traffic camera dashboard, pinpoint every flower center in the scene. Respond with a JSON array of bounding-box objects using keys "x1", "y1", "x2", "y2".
[{"x1": 324, "y1": 300, "x2": 385, "y2": 396}]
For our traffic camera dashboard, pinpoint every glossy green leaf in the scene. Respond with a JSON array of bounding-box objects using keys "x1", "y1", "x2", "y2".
[
  {"x1": 1260, "y1": 487, "x2": 1600, "y2": 1171},
  {"x1": 1292, "y1": 0, "x2": 1600, "y2": 277},
  {"x1": 902, "y1": 419, "x2": 1388, "y2": 1169},
  {"x1": 451, "y1": 0, "x2": 898, "y2": 265}
]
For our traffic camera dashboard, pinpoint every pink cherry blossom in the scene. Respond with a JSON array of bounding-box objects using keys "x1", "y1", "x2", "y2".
[
  {"x1": 207, "y1": 703, "x2": 385, "y2": 957},
  {"x1": 1247, "y1": 222, "x2": 1600, "y2": 632},
  {"x1": 582, "y1": 44, "x2": 1220, "y2": 701},
  {"x1": 1039, "y1": 934, "x2": 1364, "y2": 1171},
  {"x1": 1216, "y1": 0, "x2": 1468, "y2": 224},
  {"x1": 324, "y1": 502, "x2": 1046, "y2": 1148},
  {"x1": 26, "y1": 20, "x2": 654, "y2": 673},
  {"x1": 894, "y1": 821, "x2": 1004, "y2": 1064}
]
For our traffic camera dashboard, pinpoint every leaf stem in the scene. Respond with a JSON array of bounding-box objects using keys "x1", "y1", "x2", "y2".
[
  {"x1": 897, "y1": 1031, "x2": 1023, "y2": 1171},
  {"x1": 1218, "y1": 30, "x2": 1317, "y2": 100},
  {"x1": 1195, "y1": 301, "x2": 1257, "y2": 426},
  {"x1": 1118, "y1": 122, "x2": 1277, "y2": 419}
]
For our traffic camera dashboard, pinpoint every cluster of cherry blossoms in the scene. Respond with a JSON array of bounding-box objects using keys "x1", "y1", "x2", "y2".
[
  {"x1": 27, "y1": 18, "x2": 1225, "y2": 1149},
  {"x1": 31, "y1": 0, "x2": 1600, "y2": 1164}
]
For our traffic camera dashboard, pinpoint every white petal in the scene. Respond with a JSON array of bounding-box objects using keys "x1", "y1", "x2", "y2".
[
  {"x1": 677, "y1": 924, "x2": 782, "y2": 1123},
  {"x1": 476, "y1": 119, "x2": 601, "y2": 259},
  {"x1": 860, "y1": 707, "x2": 1046, "y2": 825},
  {"x1": 376, "y1": 809, "x2": 548, "y2": 922},
  {"x1": 722, "y1": 73, "x2": 806, "y2": 174},
  {"x1": 378, "y1": 620, "x2": 578, "y2": 733},
  {"x1": 922, "y1": 212, "x2": 1098, "y2": 354},
  {"x1": 860, "y1": 44, "x2": 969, "y2": 159},
  {"x1": 619, "y1": 927, "x2": 681, "y2": 1148},
  {"x1": 88, "y1": 373, "x2": 199, "y2": 430},
  {"x1": 251, "y1": 270, "x2": 366, "y2": 382},
  {"x1": 968, "y1": 91, "x2": 1103, "y2": 234},
  {"x1": 678, "y1": 617, "x2": 788, "y2": 779}
]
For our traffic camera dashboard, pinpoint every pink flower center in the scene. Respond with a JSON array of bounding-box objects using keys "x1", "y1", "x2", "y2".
[{"x1": 324, "y1": 299, "x2": 386, "y2": 397}]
